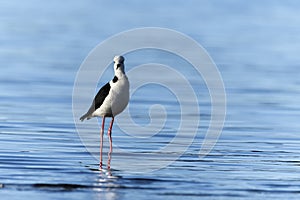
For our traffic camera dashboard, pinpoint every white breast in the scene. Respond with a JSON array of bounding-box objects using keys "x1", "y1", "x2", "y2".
[{"x1": 110, "y1": 75, "x2": 130, "y2": 116}]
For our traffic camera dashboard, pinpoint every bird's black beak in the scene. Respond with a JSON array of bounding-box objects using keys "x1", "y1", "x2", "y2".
[{"x1": 116, "y1": 63, "x2": 121, "y2": 69}]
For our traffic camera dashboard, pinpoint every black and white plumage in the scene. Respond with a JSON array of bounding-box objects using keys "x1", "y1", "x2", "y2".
[
  {"x1": 79, "y1": 55, "x2": 129, "y2": 169},
  {"x1": 80, "y1": 55, "x2": 129, "y2": 120}
]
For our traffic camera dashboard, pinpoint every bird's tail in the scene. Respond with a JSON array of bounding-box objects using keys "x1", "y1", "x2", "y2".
[{"x1": 79, "y1": 113, "x2": 89, "y2": 121}]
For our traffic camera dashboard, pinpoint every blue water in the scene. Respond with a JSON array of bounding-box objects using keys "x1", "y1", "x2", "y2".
[{"x1": 1, "y1": 0, "x2": 300, "y2": 199}]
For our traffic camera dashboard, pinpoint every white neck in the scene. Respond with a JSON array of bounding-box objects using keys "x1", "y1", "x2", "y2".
[
  {"x1": 114, "y1": 68, "x2": 125, "y2": 78},
  {"x1": 114, "y1": 63, "x2": 125, "y2": 78}
]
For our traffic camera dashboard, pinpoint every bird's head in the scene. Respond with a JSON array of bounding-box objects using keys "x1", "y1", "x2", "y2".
[{"x1": 113, "y1": 55, "x2": 125, "y2": 74}]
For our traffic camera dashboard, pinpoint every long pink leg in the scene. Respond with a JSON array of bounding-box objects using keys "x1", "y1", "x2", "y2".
[
  {"x1": 107, "y1": 117, "x2": 114, "y2": 169},
  {"x1": 107, "y1": 149, "x2": 112, "y2": 170},
  {"x1": 100, "y1": 117, "x2": 105, "y2": 169},
  {"x1": 108, "y1": 117, "x2": 114, "y2": 152}
]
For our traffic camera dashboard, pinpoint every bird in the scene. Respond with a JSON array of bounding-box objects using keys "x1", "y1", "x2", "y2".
[{"x1": 80, "y1": 55, "x2": 129, "y2": 169}]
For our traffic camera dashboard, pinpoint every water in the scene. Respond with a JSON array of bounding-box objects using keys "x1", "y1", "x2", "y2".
[{"x1": 1, "y1": 0, "x2": 300, "y2": 199}]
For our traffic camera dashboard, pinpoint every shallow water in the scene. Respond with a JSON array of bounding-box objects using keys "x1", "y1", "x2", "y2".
[{"x1": 1, "y1": 0, "x2": 300, "y2": 199}]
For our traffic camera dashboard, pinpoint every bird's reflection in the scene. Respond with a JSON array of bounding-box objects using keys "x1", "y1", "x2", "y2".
[{"x1": 93, "y1": 161, "x2": 120, "y2": 200}]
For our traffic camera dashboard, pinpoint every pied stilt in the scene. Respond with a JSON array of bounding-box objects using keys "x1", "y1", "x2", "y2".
[{"x1": 80, "y1": 55, "x2": 129, "y2": 168}]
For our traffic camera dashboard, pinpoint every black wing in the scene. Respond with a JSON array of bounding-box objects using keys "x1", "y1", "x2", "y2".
[
  {"x1": 94, "y1": 82, "x2": 111, "y2": 110},
  {"x1": 80, "y1": 82, "x2": 111, "y2": 121}
]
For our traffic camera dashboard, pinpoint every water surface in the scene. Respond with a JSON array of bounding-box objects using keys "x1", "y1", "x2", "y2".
[{"x1": 1, "y1": 0, "x2": 300, "y2": 199}]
